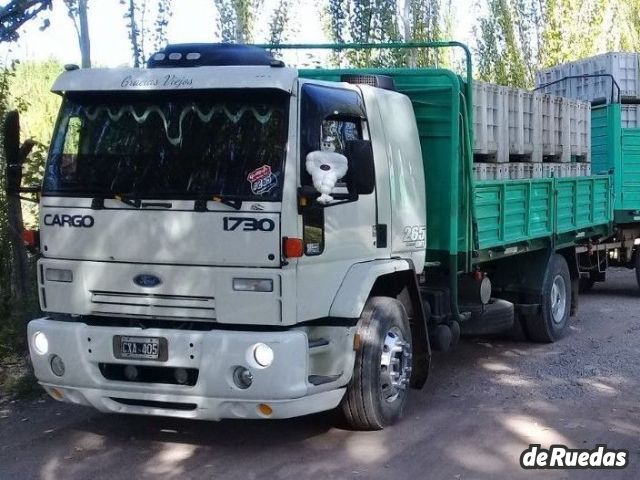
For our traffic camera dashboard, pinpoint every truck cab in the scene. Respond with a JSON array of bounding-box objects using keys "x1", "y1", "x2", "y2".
[{"x1": 23, "y1": 44, "x2": 429, "y2": 428}]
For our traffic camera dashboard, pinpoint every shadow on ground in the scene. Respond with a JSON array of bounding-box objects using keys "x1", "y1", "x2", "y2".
[{"x1": 1, "y1": 269, "x2": 639, "y2": 480}]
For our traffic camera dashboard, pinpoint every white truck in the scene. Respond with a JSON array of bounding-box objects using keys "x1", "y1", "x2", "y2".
[{"x1": 8, "y1": 43, "x2": 611, "y2": 430}]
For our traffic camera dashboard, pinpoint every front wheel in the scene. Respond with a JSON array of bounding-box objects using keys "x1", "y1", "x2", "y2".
[
  {"x1": 340, "y1": 297, "x2": 412, "y2": 430},
  {"x1": 525, "y1": 254, "x2": 572, "y2": 342}
]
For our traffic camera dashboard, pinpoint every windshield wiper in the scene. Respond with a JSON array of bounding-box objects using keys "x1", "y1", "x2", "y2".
[
  {"x1": 114, "y1": 194, "x2": 173, "y2": 209},
  {"x1": 114, "y1": 194, "x2": 142, "y2": 209},
  {"x1": 194, "y1": 196, "x2": 243, "y2": 211}
]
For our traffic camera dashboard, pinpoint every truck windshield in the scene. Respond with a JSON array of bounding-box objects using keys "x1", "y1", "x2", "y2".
[{"x1": 43, "y1": 89, "x2": 289, "y2": 201}]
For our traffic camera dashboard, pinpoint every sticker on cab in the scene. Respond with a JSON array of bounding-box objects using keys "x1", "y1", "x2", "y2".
[{"x1": 248, "y1": 165, "x2": 278, "y2": 195}]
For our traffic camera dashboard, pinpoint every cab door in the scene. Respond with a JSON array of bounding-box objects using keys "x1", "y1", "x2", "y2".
[{"x1": 295, "y1": 82, "x2": 380, "y2": 321}]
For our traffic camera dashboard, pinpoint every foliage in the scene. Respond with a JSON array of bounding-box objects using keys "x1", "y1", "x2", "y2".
[
  {"x1": 62, "y1": 0, "x2": 91, "y2": 68},
  {"x1": 475, "y1": 0, "x2": 640, "y2": 87},
  {"x1": 8, "y1": 60, "x2": 62, "y2": 208},
  {"x1": 122, "y1": 0, "x2": 173, "y2": 67},
  {"x1": 325, "y1": 0, "x2": 450, "y2": 68},
  {"x1": 475, "y1": 0, "x2": 539, "y2": 88},
  {"x1": 268, "y1": 0, "x2": 291, "y2": 45},
  {"x1": 213, "y1": 0, "x2": 292, "y2": 45},
  {"x1": 0, "y1": 0, "x2": 52, "y2": 43}
]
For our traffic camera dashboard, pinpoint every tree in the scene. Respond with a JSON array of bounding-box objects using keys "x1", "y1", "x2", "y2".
[
  {"x1": 63, "y1": 0, "x2": 91, "y2": 68},
  {"x1": 475, "y1": 0, "x2": 539, "y2": 87},
  {"x1": 214, "y1": 0, "x2": 263, "y2": 44},
  {"x1": 0, "y1": 0, "x2": 52, "y2": 43},
  {"x1": 268, "y1": 0, "x2": 290, "y2": 45},
  {"x1": 326, "y1": 0, "x2": 447, "y2": 68},
  {"x1": 122, "y1": 0, "x2": 173, "y2": 67},
  {"x1": 475, "y1": 0, "x2": 640, "y2": 87}
]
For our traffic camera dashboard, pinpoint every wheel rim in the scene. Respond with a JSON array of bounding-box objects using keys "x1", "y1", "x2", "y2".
[
  {"x1": 380, "y1": 326, "x2": 412, "y2": 403},
  {"x1": 550, "y1": 275, "x2": 567, "y2": 324}
]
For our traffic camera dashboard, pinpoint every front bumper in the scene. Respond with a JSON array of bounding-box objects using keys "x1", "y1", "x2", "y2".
[{"x1": 28, "y1": 318, "x2": 350, "y2": 420}]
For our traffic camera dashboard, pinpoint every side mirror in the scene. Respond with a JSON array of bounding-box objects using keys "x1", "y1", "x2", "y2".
[
  {"x1": 345, "y1": 140, "x2": 375, "y2": 195},
  {"x1": 4, "y1": 110, "x2": 22, "y2": 196}
]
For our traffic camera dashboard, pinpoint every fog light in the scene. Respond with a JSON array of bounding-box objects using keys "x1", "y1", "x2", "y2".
[
  {"x1": 253, "y1": 343, "x2": 274, "y2": 367},
  {"x1": 33, "y1": 331, "x2": 49, "y2": 355},
  {"x1": 45, "y1": 268, "x2": 73, "y2": 283},
  {"x1": 232, "y1": 366, "x2": 253, "y2": 389},
  {"x1": 50, "y1": 355, "x2": 65, "y2": 376},
  {"x1": 232, "y1": 278, "x2": 273, "y2": 292},
  {"x1": 174, "y1": 368, "x2": 189, "y2": 385},
  {"x1": 124, "y1": 365, "x2": 138, "y2": 381}
]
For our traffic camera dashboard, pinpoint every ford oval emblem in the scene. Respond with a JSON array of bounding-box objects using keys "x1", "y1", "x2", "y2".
[{"x1": 133, "y1": 274, "x2": 162, "y2": 288}]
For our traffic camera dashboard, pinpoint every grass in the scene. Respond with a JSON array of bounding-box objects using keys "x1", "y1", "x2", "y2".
[
  {"x1": 0, "y1": 356, "x2": 40, "y2": 400},
  {"x1": 0, "y1": 273, "x2": 43, "y2": 401}
]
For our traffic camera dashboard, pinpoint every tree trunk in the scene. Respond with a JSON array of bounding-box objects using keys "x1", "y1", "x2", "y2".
[
  {"x1": 129, "y1": 0, "x2": 141, "y2": 67},
  {"x1": 78, "y1": 0, "x2": 91, "y2": 68},
  {"x1": 7, "y1": 195, "x2": 28, "y2": 304}
]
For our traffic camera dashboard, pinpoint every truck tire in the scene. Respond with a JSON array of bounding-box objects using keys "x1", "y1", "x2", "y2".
[
  {"x1": 525, "y1": 254, "x2": 571, "y2": 342},
  {"x1": 459, "y1": 299, "x2": 514, "y2": 336},
  {"x1": 340, "y1": 296, "x2": 412, "y2": 430}
]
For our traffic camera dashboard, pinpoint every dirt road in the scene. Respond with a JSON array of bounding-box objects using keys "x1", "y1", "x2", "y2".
[{"x1": 1, "y1": 269, "x2": 639, "y2": 480}]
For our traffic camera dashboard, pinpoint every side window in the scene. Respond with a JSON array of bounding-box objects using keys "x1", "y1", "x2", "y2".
[
  {"x1": 300, "y1": 83, "x2": 366, "y2": 187},
  {"x1": 61, "y1": 116, "x2": 82, "y2": 182},
  {"x1": 320, "y1": 118, "x2": 362, "y2": 154}
]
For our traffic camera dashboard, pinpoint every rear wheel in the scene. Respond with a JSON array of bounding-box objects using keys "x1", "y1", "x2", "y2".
[
  {"x1": 525, "y1": 254, "x2": 571, "y2": 342},
  {"x1": 340, "y1": 297, "x2": 412, "y2": 430}
]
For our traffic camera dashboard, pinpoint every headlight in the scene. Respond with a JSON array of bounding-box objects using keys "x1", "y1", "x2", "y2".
[
  {"x1": 232, "y1": 278, "x2": 273, "y2": 292},
  {"x1": 253, "y1": 343, "x2": 274, "y2": 367},
  {"x1": 45, "y1": 268, "x2": 73, "y2": 283},
  {"x1": 32, "y1": 331, "x2": 49, "y2": 355}
]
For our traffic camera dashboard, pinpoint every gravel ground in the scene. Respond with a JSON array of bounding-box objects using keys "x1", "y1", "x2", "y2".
[{"x1": 1, "y1": 268, "x2": 639, "y2": 480}]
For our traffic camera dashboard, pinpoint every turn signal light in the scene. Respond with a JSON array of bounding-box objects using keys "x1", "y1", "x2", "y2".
[
  {"x1": 22, "y1": 229, "x2": 39, "y2": 249},
  {"x1": 283, "y1": 237, "x2": 304, "y2": 258}
]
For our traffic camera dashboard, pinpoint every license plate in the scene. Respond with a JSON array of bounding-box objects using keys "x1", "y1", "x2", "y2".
[{"x1": 113, "y1": 335, "x2": 168, "y2": 361}]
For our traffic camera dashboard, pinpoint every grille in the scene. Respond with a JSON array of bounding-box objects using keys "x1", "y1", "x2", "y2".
[{"x1": 90, "y1": 290, "x2": 216, "y2": 320}]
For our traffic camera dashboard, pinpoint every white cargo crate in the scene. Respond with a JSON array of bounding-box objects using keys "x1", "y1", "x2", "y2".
[
  {"x1": 542, "y1": 96, "x2": 563, "y2": 159},
  {"x1": 567, "y1": 99, "x2": 591, "y2": 160},
  {"x1": 508, "y1": 163, "x2": 526, "y2": 179},
  {"x1": 473, "y1": 82, "x2": 590, "y2": 164},
  {"x1": 495, "y1": 164, "x2": 509, "y2": 180},
  {"x1": 536, "y1": 64, "x2": 573, "y2": 98},
  {"x1": 536, "y1": 52, "x2": 640, "y2": 102},
  {"x1": 473, "y1": 81, "x2": 509, "y2": 162},
  {"x1": 580, "y1": 163, "x2": 592, "y2": 176},
  {"x1": 507, "y1": 90, "x2": 543, "y2": 161},
  {"x1": 527, "y1": 163, "x2": 543, "y2": 179},
  {"x1": 542, "y1": 164, "x2": 558, "y2": 178},
  {"x1": 622, "y1": 104, "x2": 640, "y2": 128},
  {"x1": 473, "y1": 163, "x2": 495, "y2": 181}
]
